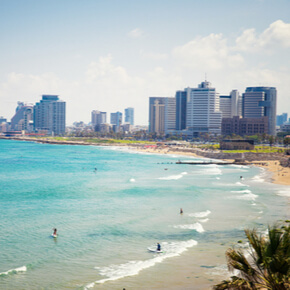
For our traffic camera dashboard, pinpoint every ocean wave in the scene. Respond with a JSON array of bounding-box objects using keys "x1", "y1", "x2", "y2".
[
  {"x1": 0, "y1": 266, "x2": 27, "y2": 276},
  {"x1": 251, "y1": 175, "x2": 265, "y2": 182},
  {"x1": 277, "y1": 190, "x2": 290, "y2": 197},
  {"x1": 230, "y1": 189, "x2": 252, "y2": 194},
  {"x1": 157, "y1": 174, "x2": 183, "y2": 180},
  {"x1": 235, "y1": 181, "x2": 249, "y2": 187},
  {"x1": 181, "y1": 172, "x2": 188, "y2": 175},
  {"x1": 188, "y1": 210, "x2": 211, "y2": 218},
  {"x1": 84, "y1": 239, "x2": 198, "y2": 288},
  {"x1": 198, "y1": 218, "x2": 209, "y2": 223},
  {"x1": 230, "y1": 192, "x2": 258, "y2": 201},
  {"x1": 173, "y1": 223, "x2": 205, "y2": 233},
  {"x1": 195, "y1": 166, "x2": 222, "y2": 175},
  {"x1": 129, "y1": 178, "x2": 136, "y2": 182}
]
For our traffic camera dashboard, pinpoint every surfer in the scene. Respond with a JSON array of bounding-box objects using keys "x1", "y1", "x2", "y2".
[
  {"x1": 157, "y1": 243, "x2": 161, "y2": 251},
  {"x1": 180, "y1": 208, "x2": 183, "y2": 214}
]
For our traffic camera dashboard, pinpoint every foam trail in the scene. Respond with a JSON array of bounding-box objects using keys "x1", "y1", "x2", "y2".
[
  {"x1": 199, "y1": 218, "x2": 209, "y2": 223},
  {"x1": 158, "y1": 174, "x2": 183, "y2": 180},
  {"x1": 84, "y1": 240, "x2": 197, "y2": 289},
  {"x1": 189, "y1": 210, "x2": 211, "y2": 218},
  {"x1": 0, "y1": 266, "x2": 27, "y2": 276},
  {"x1": 173, "y1": 223, "x2": 205, "y2": 233},
  {"x1": 277, "y1": 190, "x2": 290, "y2": 197}
]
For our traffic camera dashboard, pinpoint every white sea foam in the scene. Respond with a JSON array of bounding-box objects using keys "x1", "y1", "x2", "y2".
[
  {"x1": 277, "y1": 190, "x2": 290, "y2": 197},
  {"x1": 230, "y1": 192, "x2": 258, "y2": 201},
  {"x1": 173, "y1": 222, "x2": 205, "y2": 233},
  {"x1": 199, "y1": 218, "x2": 209, "y2": 223},
  {"x1": 84, "y1": 239, "x2": 198, "y2": 288},
  {"x1": 129, "y1": 178, "x2": 136, "y2": 182},
  {"x1": 158, "y1": 174, "x2": 183, "y2": 180},
  {"x1": 231, "y1": 189, "x2": 252, "y2": 194},
  {"x1": 0, "y1": 266, "x2": 27, "y2": 276},
  {"x1": 195, "y1": 166, "x2": 222, "y2": 175},
  {"x1": 181, "y1": 172, "x2": 188, "y2": 175},
  {"x1": 216, "y1": 177, "x2": 220, "y2": 180},
  {"x1": 251, "y1": 174, "x2": 265, "y2": 182},
  {"x1": 188, "y1": 210, "x2": 211, "y2": 218},
  {"x1": 235, "y1": 181, "x2": 249, "y2": 187}
]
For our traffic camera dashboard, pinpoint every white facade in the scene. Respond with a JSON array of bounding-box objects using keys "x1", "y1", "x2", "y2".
[
  {"x1": 220, "y1": 90, "x2": 242, "y2": 118},
  {"x1": 164, "y1": 97, "x2": 176, "y2": 133},
  {"x1": 186, "y1": 81, "x2": 222, "y2": 135}
]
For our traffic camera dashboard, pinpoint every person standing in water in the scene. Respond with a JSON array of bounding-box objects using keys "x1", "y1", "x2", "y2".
[
  {"x1": 180, "y1": 208, "x2": 183, "y2": 214},
  {"x1": 52, "y1": 228, "x2": 57, "y2": 237},
  {"x1": 157, "y1": 243, "x2": 161, "y2": 251}
]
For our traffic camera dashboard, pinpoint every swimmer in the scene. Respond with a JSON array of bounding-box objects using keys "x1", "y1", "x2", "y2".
[{"x1": 180, "y1": 208, "x2": 183, "y2": 214}]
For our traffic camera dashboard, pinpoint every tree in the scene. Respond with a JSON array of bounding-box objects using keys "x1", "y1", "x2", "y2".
[{"x1": 214, "y1": 222, "x2": 290, "y2": 289}]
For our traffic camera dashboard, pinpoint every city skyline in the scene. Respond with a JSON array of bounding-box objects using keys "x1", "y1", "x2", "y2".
[{"x1": 0, "y1": 0, "x2": 290, "y2": 125}]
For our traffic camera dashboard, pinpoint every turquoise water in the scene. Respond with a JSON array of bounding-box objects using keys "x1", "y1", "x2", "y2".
[{"x1": 0, "y1": 139, "x2": 289, "y2": 289}]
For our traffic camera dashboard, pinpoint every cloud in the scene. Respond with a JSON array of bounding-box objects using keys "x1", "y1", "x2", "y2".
[
  {"x1": 172, "y1": 33, "x2": 244, "y2": 71},
  {"x1": 236, "y1": 20, "x2": 290, "y2": 52},
  {"x1": 140, "y1": 50, "x2": 168, "y2": 60},
  {"x1": 127, "y1": 28, "x2": 144, "y2": 38}
]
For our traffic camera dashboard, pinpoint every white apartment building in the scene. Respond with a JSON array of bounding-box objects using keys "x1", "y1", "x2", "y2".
[{"x1": 186, "y1": 81, "x2": 222, "y2": 136}]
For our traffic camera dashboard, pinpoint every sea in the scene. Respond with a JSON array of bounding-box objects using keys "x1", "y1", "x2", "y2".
[{"x1": 0, "y1": 139, "x2": 289, "y2": 290}]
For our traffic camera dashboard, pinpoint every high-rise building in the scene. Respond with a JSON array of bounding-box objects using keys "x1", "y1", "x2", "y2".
[
  {"x1": 242, "y1": 87, "x2": 277, "y2": 135},
  {"x1": 148, "y1": 97, "x2": 175, "y2": 134},
  {"x1": 110, "y1": 111, "x2": 122, "y2": 132},
  {"x1": 186, "y1": 81, "x2": 222, "y2": 136},
  {"x1": 34, "y1": 95, "x2": 66, "y2": 135},
  {"x1": 124, "y1": 107, "x2": 134, "y2": 125},
  {"x1": 220, "y1": 90, "x2": 242, "y2": 118},
  {"x1": 11, "y1": 102, "x2": 34, "y2": 132},
  {"x1": 91, "y1": 110, "x2": 107, "y2": 129},
  {"x1": 175, "y1": 90, "x2": 187, "y2": 130},
  {"x1": 164, "y1": 97, "x2": 176, "y2": 133},
  {"x1": 149, "y1": 97, "x2": 165, "y2": 133},
  {"x1": 276, "y1": 113, "x2": 288, "y2": 126}
]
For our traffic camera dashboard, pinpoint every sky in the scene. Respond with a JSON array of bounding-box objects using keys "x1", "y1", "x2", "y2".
[{"x1": 0, "y1": 0, "x2": 290, "y2": 125}]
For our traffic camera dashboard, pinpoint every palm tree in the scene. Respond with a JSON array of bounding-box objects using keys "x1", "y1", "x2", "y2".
[{"x1": 214, "y1": 222, "x2": 290, "y2": 289}]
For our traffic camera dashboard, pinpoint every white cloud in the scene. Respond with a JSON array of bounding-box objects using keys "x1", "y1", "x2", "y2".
[
  {"x1": 127, "y1": 28, "x2": 144, "y2": 38},
  {"x1": 236, "y1": 20, "x2": 290, "y2": 52},
  {"x1": 172, "y1": 33, "x2": 244, "y2": 71},
  {"x1": 139, "y1": 50, "x2": 168, "y2": 60}
]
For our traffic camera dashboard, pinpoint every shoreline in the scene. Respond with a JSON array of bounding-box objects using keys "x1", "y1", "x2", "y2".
[
  {"x1": 1, "y1": 136, "x2": 290, "y2": 186},
  {"x1": 127, "y1": 145, "x2": 290, "y2": 186}
]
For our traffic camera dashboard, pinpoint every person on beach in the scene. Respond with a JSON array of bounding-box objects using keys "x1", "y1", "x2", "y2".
[
  {"x1": 157, "y1": 243, "x2": 161, "y2": 251},
  {"x1": 180, "y1": 208, "x2": 183, "y2": 214},
  {"x1": 52, "y1": 228, "x2": 57, "y2": 237}
]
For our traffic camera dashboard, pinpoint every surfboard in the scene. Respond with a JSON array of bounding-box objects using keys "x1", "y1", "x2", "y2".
[
  {"x1": 51, "y1": 234, "x2": 57, "y2": 238},
  {"x1": 147, "y1": 247, "x2": 163, "y2": 253}
]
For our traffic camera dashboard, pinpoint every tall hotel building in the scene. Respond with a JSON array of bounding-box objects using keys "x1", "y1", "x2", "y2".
[
  {"x1": 175, "y1": 91, "x2": 187, "y2": 130},
  {"x1": 186, "y1": 81, "x2": 222, "y2": 136},
  {"x1": 242, "y1": 87, "x2": 277, "y2": 135},
  {"x1": 34, "y1": 95, "x2": 66, "y2": 135},
  {"x1": 110, "y1": 111, "x2": 122, "y2": 131},
  {"x1": 91, "y1": 110, "x2": 107, "y2": 128},
  {"x1": 149, "y1": 97, "x2": 176, "y2": 134},
  {"x1": 124, "y1": 107, "x2": 134, "y2": 125}
]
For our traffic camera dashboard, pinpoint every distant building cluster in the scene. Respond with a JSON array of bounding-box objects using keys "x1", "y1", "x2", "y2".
[
  {"x1": 91, "y1": 107, "x2": 135, "y2": 133},
  {"x1": 149, "y1": 80, "x2": 280, "y2": 137},
  {"x1": 0, "y1": 95, "x2": 66, "y2": 136}
]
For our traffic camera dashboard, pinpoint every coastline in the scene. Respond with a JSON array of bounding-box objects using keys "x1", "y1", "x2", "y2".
[
  {"x1": 127, "y1": 145, "x2": 290, "y2": 186},
  {"x1": 1, "y1": 136, "x2": 290, "y2": 186}
]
